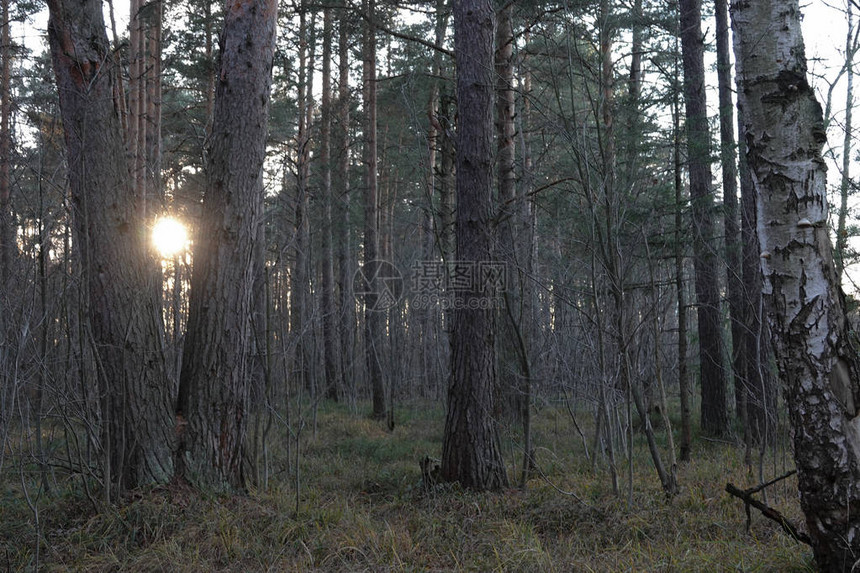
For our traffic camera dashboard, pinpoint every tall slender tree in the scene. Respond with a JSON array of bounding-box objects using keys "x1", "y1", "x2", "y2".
[
  {"x1": 176, "y1": 0, "x2": 277, "y2": 491},
  {"x1": 321, "y1": 5, "x2": 340, "y2": 401},
  {"x1": 714, "y1": 0, "x2": 744, "y2": 424},
  {"x1": 679, "y1": 0, "x2": 728, "y2": 435},
  {"x1": 292, "y1": 2, "x2": 314, "y2": 395},
  {"x1": 362, "y1": 0, "x2": 386, "y2": 420},
  {"x1": 670, "y1": 31, "x2": 692, "y2": 461},
  {"x1": 335, "y1": 4, "x2": 355, "y2": 404},
  {"x1": 836, "y1": 3, "x2": 855, "y2": 277},
  {"x1": 441, "y1": 0, "x2": 508, "y2": 491},
  {"x1": 0, "y1": 0, "x2": 11, "y2": 307},
  {"x1": 495, "y1": 1, "x2": 520, "y2": 419}
]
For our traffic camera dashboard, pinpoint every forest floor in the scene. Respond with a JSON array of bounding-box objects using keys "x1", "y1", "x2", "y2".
[{"x1": 2, "y1": 400, "x2": 812, "y2": 572}]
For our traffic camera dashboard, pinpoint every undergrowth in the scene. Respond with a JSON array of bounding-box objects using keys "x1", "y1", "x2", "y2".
[{"x1": 1, "y1": 401, "x2": 813, "y2": 572}]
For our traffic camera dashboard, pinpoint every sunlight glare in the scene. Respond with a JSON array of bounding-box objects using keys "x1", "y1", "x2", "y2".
[{"x1": 153, "y1": 217, "x2": 188, "y2": 258}]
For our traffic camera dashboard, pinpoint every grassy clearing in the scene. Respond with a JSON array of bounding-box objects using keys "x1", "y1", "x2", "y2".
[{"x1": 2, "y1": 401, "x2": 813, "y2": 572}]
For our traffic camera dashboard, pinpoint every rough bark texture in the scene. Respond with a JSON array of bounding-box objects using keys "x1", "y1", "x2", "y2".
[
  {"x1": 176, "y1": 0, "x2": 276, "y2": 491},
  {"x1": 732, "y1": 0, "x2": 860, "y2": 568},
  {"x1": 679, "y1": 0, "x2": 728, "y2": 435},
  {"x1": 47, "y1": 0, "x2": 174, "y2": 493},
  {"x1": 441, "y1": 0, "x2": 508, "y2": 491}
]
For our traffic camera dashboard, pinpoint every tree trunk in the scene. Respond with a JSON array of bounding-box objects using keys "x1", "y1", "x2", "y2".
[
  {"x1": 335, "y1": 5, "x2": 355, "y2": 405},
  {"x1": 0, "y1": 0, "x2": 11, "y2": 322},
  {"x1": 421, "y1": 0, "x2": 449, "y2": 400},
  {"x1": 321, "y1": 5, "x2": 339, "y2": 402},
  {"x1": 837, "y1": 5, "x2": 855, "y2": 276},
  {"x1": 679, "y1": 0, "x2": 728, "y2": 435},
  {"x1": 128, "y1": 0, "x2": 163, "y2": 217},
  {"x1": 441, "y1": 0, "x2": 508, "y2": 491},
  {"x1": 362, "y1": 0, "x2": 386, "y2": 420},
  {"x1": 145, "y1": 0, "x2": 163, "y2": 208},
  {"x1": 292, "y1": 4, "x2": 313, "y2": 397},
  {"x1": 733, "y1": 0, "x2": 860, "y2": 567},
  {"x1": 439, "y1": 91, "x2": 456, "y2": 273},
  {"x1": 47, "y1": 0, "x2": 174, "y2": 494},
  {"x1": 737, "y1": 105, "x2": 775, "y2": 447},
  {"x1": 672, "y1": 34, "x2": 692, "y2": 462},
  {"x1": 204, "y1": 0, "x2": 216, "y2": 132},
  {"x1": 176, "y1": 0, "x2": 276, "y2": 492},
  {"x1": 128, "y1": 0, "x2": 145, "y2": 214},
  {"x1": 495, "y1": 2, "x2": 521, "y2": 421},
  {"x1": 715, "y1": 0, "x2": 744, "y2": 424}
]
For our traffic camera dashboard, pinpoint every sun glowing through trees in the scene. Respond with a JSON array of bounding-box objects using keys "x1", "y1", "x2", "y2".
[{"x1": 152, "y1": 217, "x2": 188, "y2": 258}]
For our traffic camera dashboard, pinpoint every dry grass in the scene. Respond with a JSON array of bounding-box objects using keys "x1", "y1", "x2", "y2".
[{"x1": 1, "y1": 401, "x2": 813, "y2": 572}]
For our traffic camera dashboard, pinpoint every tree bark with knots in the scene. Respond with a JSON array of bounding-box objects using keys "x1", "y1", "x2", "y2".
[
  {"x1": 176, "y1": 0, "x2": 277, "y2": 492},
  {"x1": 732, "y1": 0, "x2": 860, "y2": 568},
  {"x1": 47, "y1": 0, "x2": 174, "y2": 495}
]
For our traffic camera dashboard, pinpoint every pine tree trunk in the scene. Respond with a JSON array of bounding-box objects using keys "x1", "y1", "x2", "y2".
[
  {"x1": 0, "y1": 0, "x2": 11, "y2": 312},
  {"x1": 495, "y1": 2, "x2": 520, "y2": 421},
  {"x1": 145, "y1": 0, "x2": 163, "y2": 207},
  {"x1": 362, "y1": 0, "x2": 386, "y2": 420},
  {"x1": 733, "y1": 0, "x2": 860, "y2": 567},
  {"x1": 672, "y1": 36, "x2": 692, "y2": 461},
  {"x1": 128, "y1": 0, "x2": 144, "y2": 214},
  {"x1": 204, "y1": 0, "x2": 216, "y2": 132},
  {"x1": 176, "y1": 0, "x2": 276, "y2": 491},
  {"x1": 292, "y1": 4, "x2": 313, "y2": 396},
  {"x1": 715, "y1": 0, "x2": 745, "y2": 424},
  {"x1": 421, "y1": 0, "x2": 449, "y2": 400},
  {"x1": 679, "y1": 0, "x2": 728, "y2": 435},
  {"x1": 441, "y1": 0, "x2": 508, "y2": 491},
  {"x1": 335, "y1": 5, "x2": 355, "y2": 405},
  {"x1": 321, "y1": 6, "x2": 339, "y2": 402},
  {"x1": 47, "y1": 0, "x2": 174, "y2": 494}
]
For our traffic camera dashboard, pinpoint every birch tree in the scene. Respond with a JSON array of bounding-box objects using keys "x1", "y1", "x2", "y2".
[{"x1": 733, "y1": 0, "x2": 860, "y2": 567}]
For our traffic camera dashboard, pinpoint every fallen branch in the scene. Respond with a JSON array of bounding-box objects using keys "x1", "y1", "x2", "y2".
[{"x1": 725, "y1": 475, "x2": 812, "y2": 546}]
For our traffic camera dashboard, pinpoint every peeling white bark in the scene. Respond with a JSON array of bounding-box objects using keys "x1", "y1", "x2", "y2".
[{"x1": 732, "y1": 0, "x2": 860, "y2": 569}]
